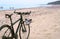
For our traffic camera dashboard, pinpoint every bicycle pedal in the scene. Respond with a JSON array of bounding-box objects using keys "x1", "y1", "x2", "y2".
[
  {"x1": 22, "y1": 29, "x2": 27, "y2": 32},
  {"x1": 13, "y1": 34, "x2": 18, "y2": 39}
]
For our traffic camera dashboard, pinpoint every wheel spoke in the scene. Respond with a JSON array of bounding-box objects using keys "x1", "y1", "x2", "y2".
[
  {"x1": 0, "y1": 25, "x2": 14, "y2": 39},
  {"x1": 3, "y1": 29, "x2": 8, "y2": 36}
]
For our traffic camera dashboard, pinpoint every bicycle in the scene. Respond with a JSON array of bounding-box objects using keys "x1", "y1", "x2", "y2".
[{"x1": 0, "y1": 10, "x2": 32, "y2": 39}]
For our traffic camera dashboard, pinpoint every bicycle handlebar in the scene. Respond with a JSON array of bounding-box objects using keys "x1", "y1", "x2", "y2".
[{"x1": 14, "y1": 10, "x2": 31, "y2": 15}]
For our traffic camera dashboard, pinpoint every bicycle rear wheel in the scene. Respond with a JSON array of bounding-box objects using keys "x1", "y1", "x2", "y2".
[
  {"x1": 0, "y1": 24, "x2": 13, "y2": 39},
  {"x1": 19, "y1": 24, "x2": 30, "y2": 39}
]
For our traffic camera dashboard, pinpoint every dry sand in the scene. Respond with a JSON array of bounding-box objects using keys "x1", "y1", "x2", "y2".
[{"x1": 0, "y1": 7, "x2": 60, "y2": 39}]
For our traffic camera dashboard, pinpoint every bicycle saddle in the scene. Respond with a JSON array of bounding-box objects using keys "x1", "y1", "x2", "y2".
[
  {"x1": 14, "y1": 11, "x2": 31, "y2": 15},
  {"x1": 5, "y1": 14, "x2": 13, "y2": 18}
]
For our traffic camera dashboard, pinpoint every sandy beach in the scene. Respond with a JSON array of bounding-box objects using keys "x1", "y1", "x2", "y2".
[{"x1": 0, "y1": 7, "x2": 60, "y2": 39}]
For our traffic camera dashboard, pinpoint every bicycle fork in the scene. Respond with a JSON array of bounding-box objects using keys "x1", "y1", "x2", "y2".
[{"x1": 21, "y1": 21, "x2": 27, "y2": 32}]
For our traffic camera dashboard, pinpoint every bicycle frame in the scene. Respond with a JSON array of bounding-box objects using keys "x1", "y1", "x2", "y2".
[
  {"x1": 0, "y1": 11, "x2": 31, "y2": 39},
  {"x1": 9, "y1": 14, "x2": 24, "y2": 34}
]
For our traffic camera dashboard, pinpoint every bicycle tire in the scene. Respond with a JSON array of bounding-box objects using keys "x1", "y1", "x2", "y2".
[
  {"x1": 19, "y1": 24, "x2": 30, "y2": 39},
  {"x1": 0, "y1": 24, "x2": 13, "y2": 39}
]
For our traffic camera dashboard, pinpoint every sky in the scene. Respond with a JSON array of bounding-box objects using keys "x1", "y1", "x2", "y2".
[{"x1": 0, "y1": 0, "x2": 57, "y2": 10}]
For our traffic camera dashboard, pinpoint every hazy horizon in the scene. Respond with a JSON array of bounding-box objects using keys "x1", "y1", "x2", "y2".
[{"x1": 0, "y1": 0, "x2": 57, "y2": 10}]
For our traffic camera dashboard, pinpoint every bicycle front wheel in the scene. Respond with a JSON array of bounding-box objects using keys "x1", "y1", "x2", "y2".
[
  {"x1": 0, "y1": 24, "x2": 13, "y2": 39},
  {"x1": 19, "y1": 24, "x2": 30, "y2": 39}
]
